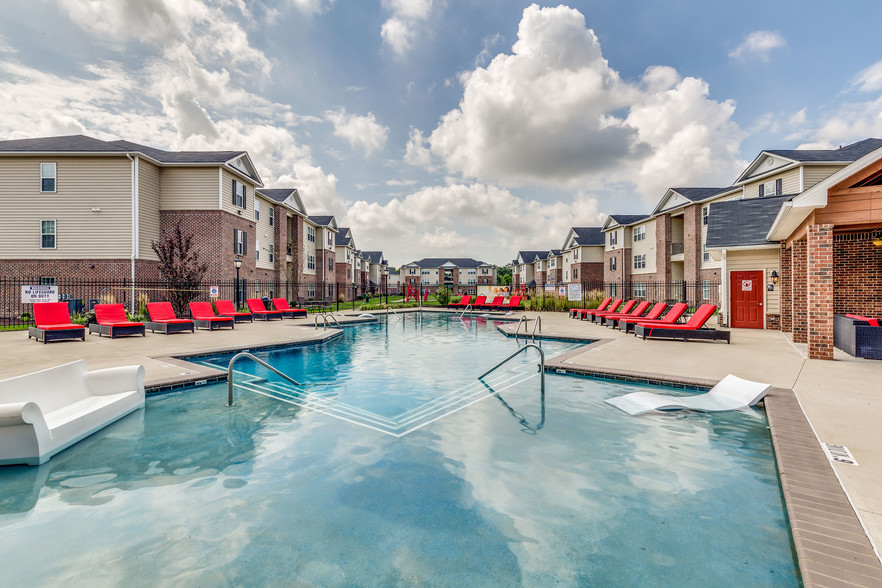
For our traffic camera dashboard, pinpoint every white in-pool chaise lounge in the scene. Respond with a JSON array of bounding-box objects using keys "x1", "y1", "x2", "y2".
[
  {"x1": 605, "y1": 374, "x2": 770, "y2": 416},
  {"x1": 0, "y1": 360, "x2": 145, "y2": 465}
]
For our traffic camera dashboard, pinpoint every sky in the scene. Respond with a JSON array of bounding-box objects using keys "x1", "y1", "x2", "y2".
[{"x1": 2, "y1": 1, "x2": 882, "y2": 267}]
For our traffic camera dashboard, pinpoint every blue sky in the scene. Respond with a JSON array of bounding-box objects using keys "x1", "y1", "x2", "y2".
[{"x1": 2, "y1": 1, "x2": 882, "y2": 266}]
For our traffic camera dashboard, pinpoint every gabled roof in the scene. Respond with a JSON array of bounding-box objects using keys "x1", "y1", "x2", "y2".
[
  {"x1": 516, "y1": 250, "x2": 547, "y2": 264},
  {"x1": 362, "y1": 251, "x2": 384, "y2": 264},
  {"x1": 307, "y1": 215, "x2": 338, "y2": 231},
  {"x1": 572, "y1": 227, "x2": 605, "y2": 245},
  {"x1": 407, "y1": 257, "x2": 489, "y2": 268},
  {"x1": 545, "y1": 249, "x2": 561, "y2": 259},
  {"x1": 705, "y1": 194, "x2": 793, "y2": 249},
  {"x1": 600, "y1": 215, "x2": 651, "y2": 232},
  {"x1": 0, "y1": 134, "x2": 124, "y2": 153},
  {"x1": 651, "y1": 186, "x2": 740, "y2": 216},
  {"x1": 335, "y1": 227, "x2": 353, "y2": 247},
  {"x1": 735, "y1": 138, "x2": 882, "y2": 184},
  {"x1": 256, "y1": 188, "x2": 307, "y2": 215}
]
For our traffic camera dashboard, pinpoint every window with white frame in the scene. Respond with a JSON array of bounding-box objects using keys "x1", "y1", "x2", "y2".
[
  {"x1": 565, "y1": 271, "x2": 569, "y2": 281},
  {"x1": 467, "y1": 279, "x2": 476, "y2": 285},
  {"x1": 307, "y1": 254, "x2": 316, "y2": 270},
  {"x1": 327, "y1": 232, "x2": 333, "y2": 247},
  {"x1": 759, "y1": 179, "x2": 782, "y2": 197},
  {"x1": 328, "y1": 256, "x2": 333, "y2": 270},
  {"x1": 269, "y1": 244, "x2": 274, "y2": 263},
  {"x1": 609, "y1": 256, "x2": 617, "y2": 271},
  {"x1": 269, "y1": 207, "x2": 274, "y2": 226},
  {"x1": 572, "y1": 268, "x2": 578, "y2": 279},
  {"x1": 468, "y1": 269, "x2": 476, "y2": 274},
  {"x1": 634, "y1": 282, "x2": 646, "y2": 297},
  {"x1": 307, "y1": 283, "x2": 315, "y2": 298},
  {"x1": 233, "y1": 180, "x2": 246, "y2": 208},
  {"x1": 633, "y1": 253, "x2": 646, "y2": 269},
  {"x1": 307, "y1": 227, "x2": 316, "y2": 242},
  {"x1": 702, "y1": 206, "x2": 709, "y2": 226},
  {"x1": 256, "y1": 239, "x2": 260, "y2": 261},
  {"x1": 702, "y1": 280, "x2": 710, "y2": 299},
  {"x1": 550, "y1": 259, "x2": 555, "y2": 268},
  {"x1": 633, "y1": 226, "x2": 646, "y2": 241},
  {"x1": 482, "y1": 268, "x2": 488, "y2": 274},
  {"x1": 610, "y1": 283, "x2": 617, "y2": 296},
  {"x1": 421, "y1": 270, "x2": 430, "y2": 275},
  {"x1": 254, "y1": 200, "x2": 260, "y2": 221},
  {"x1": 41, "y1": 163, "x2": 56, "y2": 192},
  {"x1": 703, "y1": 244, "x2": 710, "y2": 262},
  {"x1": 409, "y1": 268, "x2": 416, "y2": 274},
  {"x1": 40, "y1": 220, "x2": 56, "y2": 249},
  {"x1": 233, "y1": 229, "x2": 247, "y2": 255},
  {"x1": 610, "y1": 231, "x2": 618, "y2": 245}
]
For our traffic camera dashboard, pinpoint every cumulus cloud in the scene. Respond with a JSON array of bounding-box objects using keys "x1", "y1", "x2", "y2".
[
  {"x1": 422, "y1": 4, "x2": 743, "y2": 201},
  {"x1": 325, "y1": 108, "x2": 389, "y2": 156},
  {"x1": 288, "y1": 0, "x2": 335, "y2": 16},
  {"x1": 341, "y1": 182, "x2": 602, "y2": 265},
  {"x1": 380, "y1": 0, "x2": 433, "y2": 57},
  {"x1": 404, "y1": 127, "x2": 433, "y2": 168},
  {"x1": 729, "y1": 30, "x2": 787, "y2": 62},
  {"x1": 852, "y1": 59, "x2": 882, "y2": 93}
]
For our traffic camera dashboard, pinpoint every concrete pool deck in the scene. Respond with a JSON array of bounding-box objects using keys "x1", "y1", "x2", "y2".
[{"x1": 2, "y1": 309, "x2": 880, "y2": 586}]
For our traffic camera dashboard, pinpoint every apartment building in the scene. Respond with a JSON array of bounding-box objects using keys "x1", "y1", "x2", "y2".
[
  {"x1": 512, "y1": 251, "x2": 547, "y2": 287},
  {"x1": 401, "y1": 258, "x2": 496, "y2": 295},
  {"x1": 560, "y1": 227, "x2": 604, "y2": 285},
  {"x1": 361, "y1": 251, "x2": 388, "y2": 293}
]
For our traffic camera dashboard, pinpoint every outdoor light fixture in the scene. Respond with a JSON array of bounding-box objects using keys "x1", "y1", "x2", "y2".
[
  {"x1": 873, "y1": 231, "x2": 882, "y2": 247},
  {"x1": 770, "y1": 270, "x2": 779, "y2": 284},
  {"x1": 234, "y1": 257, "x2": 243, "y2": 309}
]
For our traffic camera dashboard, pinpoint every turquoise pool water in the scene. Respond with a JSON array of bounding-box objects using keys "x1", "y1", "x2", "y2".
[{"x1": 0, "y1": 314, "x2": 799, "y2": 586}]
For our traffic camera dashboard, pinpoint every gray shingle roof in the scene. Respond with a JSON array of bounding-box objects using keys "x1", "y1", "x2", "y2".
[
  {"x1": 307, "y1": 215, "x2": 335, "y2": 226},
  {"x1": 766, "y1": 138, "x2": 882, "y2": 163},
  {"x1": 705, "y1": 195, "x2": 793, "y2": 248},
  {"x1": 408, "y1": 258, "x2": 489, "y2": 268},
  {"x1": 108, "y1": 140, "x2": 244, "y2": 164},
  {"x1": 670, "y1": 187, "x2": 738, "y2": 202},
  {"x1": 362, "y1": 251, "x2": 384, "y2": 264},
  {"x1": 606, "y1": 214, "x2": 649, "y2": 226},
  {"x1": 335, "y1": 227, "x2": 352, "y2": 246},
  {"x1": 571, "y1": 227, "x2": 605, "y2": 245},
  {"x1": 256, "y1": 188, "x2": 296, "y2": 203},
  {"x1": 517, "y1": 250, "x2": 547, "y2": 263}
]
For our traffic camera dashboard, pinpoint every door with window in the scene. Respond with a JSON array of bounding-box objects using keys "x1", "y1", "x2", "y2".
[{"x1": 730, "y1": 271, "x2": 763, "y2": 329}]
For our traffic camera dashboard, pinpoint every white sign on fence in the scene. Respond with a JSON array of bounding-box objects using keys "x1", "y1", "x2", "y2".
[
  {"x1": 544, "y1": 284, "x2": 556, "y2": 293},
  {"x1": 21, "y1": 285, "x2": 59, "y2": 304},
  {"x1": 567, "y1": 283, "x2": 582, "y2": 301},
  {"x1": 558, "y1": 286, "x2": 566, "y2": 297},
  {"x1": 209, "y1": 285, "x2": 220, "y2": 298}
]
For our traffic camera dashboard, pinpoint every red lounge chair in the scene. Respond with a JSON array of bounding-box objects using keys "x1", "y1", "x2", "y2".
[
  {"x1": 27, "y1": 302, "x2": 86, "y2": 343},
  {"x1": 571, "y1": 297, "x2": 612, "y2": 319},
  {"x1": 588, "y1": 299, "x2": 634, "y2": 323},
  {"x1": 479, "y1": 296, "x2": 504, "y2": 310},
  {"x1": 189, "y1": 302, "x2": 235, "y2": 330},
  {"x1": 496, "y1": 296, "x2": 523, "y2": 311},
  {"x1": 145, "y1": 302, "x2": 195, "y2": 334},
  {"x1": 618, "y1": 303, "x2": 688, "y2": 333},
  {"x1": 599, "y1": 300, "x2": 652, "y2": 327},
  {"x1": 607, "y1": 302, "x2": 667, "y2": 330},
  {"x1": 246, "y1": 298, "x2": 284, "y2": 321},
  {"x1": 634, "y1": 304, "x2": 729, "y2": 343},
  {"x1": 577, "y1": 298, "x2": 621, "y2": 321},
  {"x1": 272, "y1": 298, "x2": 308, "y2": 319},
  {"x1": 90, "y1": 304, "x2": 146, "y2": 338},
  {"x1": 215, "y1": 300, "x2": 253, "y2": 323},
  {"x1": 447, "y1": 295, "x2": 472, "y2": 309},
  {"x1": 472, "y1": 295, "x2": 487, "y2": 309}
]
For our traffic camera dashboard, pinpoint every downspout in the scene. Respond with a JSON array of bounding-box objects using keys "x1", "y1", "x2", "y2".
[
  {"x1": 126, "y1": 153, "x2": 139, "y2": 314},
  {"x1": 721, "y1": 249, "x2": 728, "y2": 327}
]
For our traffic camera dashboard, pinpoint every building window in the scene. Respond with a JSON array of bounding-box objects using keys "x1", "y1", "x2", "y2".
[
  {"x1": 269, "y1": 244, "x2": 274, "y2": 263},
  {"x1": 633, "y1": 254, "x2": 646, "y2": 269},
  {"x1": 233, "y1": 229, "x2": 247, "y2": 255},
  {"x1": 702, "y1": 280, "x2": 711, "y2": 299},
  {"x1": 610, "y1": 283, "x2": 617, "y2": 296},
  {"x1": 703, "y1": 244, "x2": 710, "y2": 263},
  {"x1": 41, "y1": 163, "x2": 56, "y2": 192},
  {"x1": 233, "y1": 180, "x2": 246, "y2": 208},
  {"x1": 633, "y1": 226, "x2": 646, "y2": 241},
  {"x1": 40, "y1": 220, "x2": 56, "y2": 249},
  {"x1": 307, "y1": 227, "x2": 316, "y2": 242},
  {"x1": 256, "y1": 239, "x2": 260, "y2": 261},
  {"x1": 574, "y1": 249, "x2": 579, "y2": 261},
  {"x1": 39, "y1": 277, "x2": 56, "y2": 285},
  {"x1": 421, "y1": 269, "x2": 430, "y2": 275},
  {"x1": 307, "y1": 254, "x2": 316, "y2": 270},
  {"x1": 269, "y1": 207, "x2": 274, "y2": 227},
  {"x1": 572, "y1": 268, "x2": 578, "y2": 279},
  {"x1": 327, "y1": 232, "x2": 333, "y2": 247},
  {"x1": 255, "y1": 199, "x2": 260, "y2": 221},
  {"x1": 759, "y1": 179, "x2": 782, "y2": 198},
  {"x1": 634, "y1": 282, "x2": 646, "y2": 297},
  {"x1": 609, "y1": 256, "x2": 617, "y2": 271},
  {"x1": 481, "y1": 268, "x2": 488, "y2": 274},
  {"x1": 307, "y1": 283, "x2": 315, "y2": 298},
  {"x1": 328, "y1": 256, "x2": 334, "y2": 271},
  {"x1": 610, "y1": 231, "x2": 618, "y2": 245},
  {"x1": 565, "y1": 271, "x2": 569, "y2": 281}
]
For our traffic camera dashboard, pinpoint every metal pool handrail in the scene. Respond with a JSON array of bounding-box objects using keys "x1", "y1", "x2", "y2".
[
  {"x1": 530, "y1": 316, "x2": 542, "y2": 340},
  {"x1": 513, "y1": 315, "x2": 528, "y2": 341},
  {"x1": 478, "y1": 343, "x2": 545, "y2": 395},
  {"x1": 227, "y1": 352, "x2": 302, "y2": 406},
  {"x1": 314, "y1": 312, "x2": 341, "y2": 330},
  {"x1": 458, "y1": 303, "x2": 473, "y2": 319}
]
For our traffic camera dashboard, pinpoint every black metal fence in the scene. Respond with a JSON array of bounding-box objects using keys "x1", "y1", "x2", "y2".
[
  {"x1": 523, "y1": 280, "x2": 720, "y2": 311},
  {"x1": 1, "y1": 277, "x2": 399, "y2": 327}
]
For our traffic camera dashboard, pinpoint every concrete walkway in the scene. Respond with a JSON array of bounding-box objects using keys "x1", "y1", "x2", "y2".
[{"x1": 3, "y1": 309, "x2": 881, "y2": 584}]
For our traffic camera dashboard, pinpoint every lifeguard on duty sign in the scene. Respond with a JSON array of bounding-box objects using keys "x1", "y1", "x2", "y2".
[{"x1": 21, "y1": 285, "x2": 58, "y2": 304}]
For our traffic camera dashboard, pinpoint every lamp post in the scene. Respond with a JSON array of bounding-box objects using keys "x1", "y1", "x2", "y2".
[{"x1": 234, "y1": 257, "x2": 243, "y2": 309}]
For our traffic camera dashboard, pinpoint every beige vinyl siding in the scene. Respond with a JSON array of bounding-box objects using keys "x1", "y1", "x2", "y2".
[
  {"x1": 603, "y1": 228, "x2": 622, "y2": 252},
  {"x1": 726, "y1": 249, "x2": 780, "y2": 316},
  {"x1": 138, "y1": 159, "x2": 161, "y2": 260},
  {"x1": 220, "y1": 169, "x2": 260, "y2": 216},
  {"x1": 742, "y1": 168, "x2": 800, "y2": 199},
  {"x1": 0, "y1": 156, "x2": 132, "y2": 259},
  {"x1": 160, "y1": 167, "x2": 218, "y2": 210},
  {"x1": 579, "y1": 244, "x2": 604, "y2": 263},
  {"x1": 254, "y1": 194, "x2": 275, "y2": 270},
  {"x1": 630, "y1": 220, "x2": 655, "y2": 275},
  {"x1": 803, "y1": 165, "x2": 844, "y2": 191}
]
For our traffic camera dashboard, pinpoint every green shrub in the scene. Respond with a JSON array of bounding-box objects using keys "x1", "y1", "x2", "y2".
[{"x1": 436, "y1": 287, "x2": 452, "y2": 307}]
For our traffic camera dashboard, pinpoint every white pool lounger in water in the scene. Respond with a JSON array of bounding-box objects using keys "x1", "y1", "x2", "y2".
[{"x1": 605, "y1": 374, "x2": 771, "y2": 416}]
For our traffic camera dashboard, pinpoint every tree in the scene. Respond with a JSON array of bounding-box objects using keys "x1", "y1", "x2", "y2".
[
  {"x1": 152, "y1": 222, "x2": 210, "y2": 317},
  {"x1": 496, "y1": 264, "x2": 513, "y2": 286}
]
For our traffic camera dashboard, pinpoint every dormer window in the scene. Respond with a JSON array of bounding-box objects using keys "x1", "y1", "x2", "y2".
[{"x1": 759, "y1": 179, "x2": 782, "y2": 198}]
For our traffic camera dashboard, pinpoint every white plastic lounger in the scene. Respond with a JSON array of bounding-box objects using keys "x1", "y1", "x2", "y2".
[{"x1": 605, "y1": 374, "x2": 770, "y2": 416}]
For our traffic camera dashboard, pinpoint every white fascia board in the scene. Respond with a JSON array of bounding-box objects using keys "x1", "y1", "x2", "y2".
[{"x1": 734, "y1": 151, "x2": 799, "y2": 184}]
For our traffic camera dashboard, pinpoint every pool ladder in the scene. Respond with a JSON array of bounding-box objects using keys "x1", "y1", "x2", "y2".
[
  {"x1": 514, "y1": 315, "x2": 542, "y2": 341},
  {"x1": 227, "y1": 352, "x2": 302, "y2": 406},
  {"x1": 458, "y1": 303, "x2": 473, "y2": 318},
  {"x1": 314, "y1": 312, "x2": 342, "y2": 330},
  {"x1": 478, "y1": 343, "x2": 545, "y2": 394}
]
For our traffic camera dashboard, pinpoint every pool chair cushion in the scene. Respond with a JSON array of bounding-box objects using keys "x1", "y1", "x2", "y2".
[
  {"x1": 570, "y1": 297, "x2": 612, "y2": 318},
  {"x1": 0, "y1": 359, "x2": 145, "y2": 465},
  {"x1": 271, "y1": 298, "x2": 308, "y2": 318},
  {"x1": 28, "y1": 302, "x2": 86, "y2": 343},
  {"x1": 89, "y1": 304, "x2": 146, "y2": 338},
  {"x1": 246, "y1": 298, "x2": 284, "y2": 320},
  {"x1": 215, "y1": 300, "x2": 254, "y2": 323},
  {"x1": 605, "y1": 374, "x2": 770, "y2": 415},
  {"x1": 479, "y1": 296, "x2": 504, "y2": 310},
  {"x1": 145, "y1": 302, "x2": 195, "y2": 334},
  {"x1": 189, "y1": 302, "x2": 235, "y2": 330},
  {"x1": 618, "y1": 303, "x2": 688, "y2": 333}
]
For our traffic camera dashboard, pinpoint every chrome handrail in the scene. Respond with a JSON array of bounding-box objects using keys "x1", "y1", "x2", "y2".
[
  {"x1": 458, "y1": 303, "x2": 473, "y2": 318},
  {"x1": 227, "y1": 352, "x2": 302, "y2": 406},
  {"x1": 513, "y1": 315, "x2": 528, "y2": 342},
  {"x1": 530, "y1": 316, "x2": 542, "y2": 340},
  {"x1": 478, "y1": 343, "x2": 545, "y2": 394},
  {"x1": 314, "y1": 312, "x2": 342, "y2": 330}
]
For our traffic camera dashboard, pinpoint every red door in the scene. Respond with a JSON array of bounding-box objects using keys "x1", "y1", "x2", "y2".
[{"x1": 731, "y1": 271, "x2": 764, "y2": 329}]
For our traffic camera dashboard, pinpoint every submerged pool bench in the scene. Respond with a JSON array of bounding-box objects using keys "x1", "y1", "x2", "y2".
[{"x1": 0, "y1": 360, "x2": 145, "y2": 466}]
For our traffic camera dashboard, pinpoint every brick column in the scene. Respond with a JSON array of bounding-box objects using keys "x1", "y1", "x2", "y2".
[
  {"x1": 791, "y1": 238, "x2": 807, "y2": 343},
  {"x1": 807, "y1": 224, "x2": 834, "y2": 360},
  {"x1": 683, "y1": 205, "x2": 702, "y2": 282},
  {"x1": 655, "y1": 214, "x2": 671, "y2": 283},
  {"x1": 779, "y1": 244, "x2": 792, "y2": 333}
]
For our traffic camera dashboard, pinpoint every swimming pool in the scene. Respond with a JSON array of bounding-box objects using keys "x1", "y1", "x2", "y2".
[{"x1": 0, "y1": 314, "x2": 799, "y2": 586}]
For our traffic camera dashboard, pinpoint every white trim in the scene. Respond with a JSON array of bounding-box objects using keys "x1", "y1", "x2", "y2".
[
  {"x1": 799, "y1": 166, "x2": 804, "y2": 193},
  {"x1": 39, "y1": 219, "x2": 57, "y2": 249},
  {"x1": 39, "y1": 162, "x2": 57, "y2": 193},
  {"x1": 218, "y1": 168, "x2": 223, "y2": 209}
]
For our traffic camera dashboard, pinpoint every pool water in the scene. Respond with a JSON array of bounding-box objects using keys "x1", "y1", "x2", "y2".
[{"x1": 0, "y1": 314, "x2": 799, "y2": 586}]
